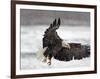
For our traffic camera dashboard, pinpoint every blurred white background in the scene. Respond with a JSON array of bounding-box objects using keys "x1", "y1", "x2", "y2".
[{"x1": 0, "y1": 0, "x2": 100, "y2": 79}]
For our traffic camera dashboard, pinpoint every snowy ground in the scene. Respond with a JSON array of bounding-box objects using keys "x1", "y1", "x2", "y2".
[
  {"x1": 21, "y1": 53, "x2": 90, "y2": 70},
  {"x1": 20, "y1": 25, "x2": 91, "y2": 70}
]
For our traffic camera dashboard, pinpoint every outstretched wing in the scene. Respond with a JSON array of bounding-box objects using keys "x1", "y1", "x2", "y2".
[
  {"x1": 58, "y1": 18, "x2": 61, "y2": 27},
  {"x1": 54, "y1": 43, "x2": 90, "y2": 61},
  {"x1": 44, "y1": 18, "x2": 61, "y2": 35}
]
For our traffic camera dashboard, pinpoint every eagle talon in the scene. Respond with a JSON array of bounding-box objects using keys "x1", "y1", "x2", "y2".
[{"x1": 47, "y1": 62, "x2": 51, "y2": 65}]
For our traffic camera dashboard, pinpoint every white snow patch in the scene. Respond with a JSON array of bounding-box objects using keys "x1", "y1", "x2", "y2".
[{"x1": 21, "y1": 53, "x2": 90, "y2": 70}]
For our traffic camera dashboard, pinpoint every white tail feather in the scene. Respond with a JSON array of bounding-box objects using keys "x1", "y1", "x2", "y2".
[{"x1": 36, "y1": 47, "x2": 48, "y2": 61}]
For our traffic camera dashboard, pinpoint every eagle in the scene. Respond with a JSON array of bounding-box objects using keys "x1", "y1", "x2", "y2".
[{"x1": 41, "y1": 18, "x2": 90, "y2": 65}]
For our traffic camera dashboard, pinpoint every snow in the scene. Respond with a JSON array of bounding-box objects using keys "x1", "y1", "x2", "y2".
[
  {"x1": 21, "y1": 25, "x2": 90, "y2": 53},
  {"x1": 21, "y1": 53, "x2": 90, "y2": 70},
  {"x1": 20, "y1": 25, "x2": 91, "y2": 70}
]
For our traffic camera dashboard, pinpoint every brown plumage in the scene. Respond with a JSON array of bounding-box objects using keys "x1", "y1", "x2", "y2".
[{"x1": 42, "y1": 18, "x2": 90, "y2": 65}]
